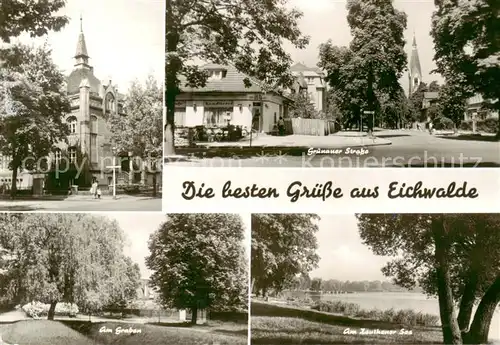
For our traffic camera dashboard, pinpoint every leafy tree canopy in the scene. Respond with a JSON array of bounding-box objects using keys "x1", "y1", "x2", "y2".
[
  {"x1": 0, "y1": 0, "x2": 68, "y2": 43},
  {"x1": 146, "y1": 214, "x2": 248, "y2": 324},
  {"x1": 251, "y1": 214, "x2": 320, "y2": 296},
  {"x1": 357, "y1": 214, "x2": 500, "y2": 344}
]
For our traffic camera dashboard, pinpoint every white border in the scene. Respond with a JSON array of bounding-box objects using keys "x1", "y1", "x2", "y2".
[{"x1": 163, "y1": 167, "x2": 500, "y2": 213}]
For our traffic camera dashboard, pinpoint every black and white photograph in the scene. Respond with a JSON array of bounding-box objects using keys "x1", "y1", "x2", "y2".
[
  {"x1": 0, "y1": 0, "x2": 163, "y2": 211},
  {"x1": 0, "y1": 213, "x2": 249, "y2": 345},
  {"x1": 250, "y1": 213, "x2": 500, "y2": 344},
  {"x1": 165, "y1": 0, "x2": 499, "y2": 168}
]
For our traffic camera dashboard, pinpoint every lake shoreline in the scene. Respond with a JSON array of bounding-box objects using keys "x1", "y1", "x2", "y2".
[{"x1": 250, "y1": 300, "x2": 444, "y2": 344}]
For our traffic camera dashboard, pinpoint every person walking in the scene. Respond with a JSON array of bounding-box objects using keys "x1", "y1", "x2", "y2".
[{"x1": 91, "y1": 180, "x2": 98, "y2": 199}]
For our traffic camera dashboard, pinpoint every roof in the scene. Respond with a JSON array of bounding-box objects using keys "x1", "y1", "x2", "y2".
[
  {"x1": 67, "y1": 68, "x2": 101, "y2": 95},
  {"x1": 291, "y1": 62, "x2": 322, "y2": 73},
  {"x1": 179, "y1": 64, "x2": 268, "y2": 94},
  {"x1": 409, "y1": 36, "x2": 422, "y2": 77},
  {"x1": 75, "y1": 32, "x2": 88, "y2": 58}
]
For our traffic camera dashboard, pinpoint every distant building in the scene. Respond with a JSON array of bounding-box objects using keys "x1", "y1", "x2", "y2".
[
  {"x1": 175, "y1": 64, "x2": 294, "y2": 133},
  {"x1": 290, "y1": 63, "x2": 327, "y2": 113},
  {"x1": 464, "y1": 94, "x2": 499, "y2": 121},
  {"x1": 408, "y1": 34, "x2": 423, "y2": 96},
  {"x1": 422, "y1": 92, "x2": 439, "y2": 110},
  {"x1": 137, "y1": 278, "x2": 158, "y2": 300}
]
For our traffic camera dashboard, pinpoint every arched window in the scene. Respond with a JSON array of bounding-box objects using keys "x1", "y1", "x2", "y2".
[
  {"x1": 67, "y1": 116, "x2": 77, "y2": 134},
  {"x1": 106, "y1": 93, "x2": 115, "y2": 112},
  {"x1": 90, "y1": 115, "x2": 98, "y2": 133}
]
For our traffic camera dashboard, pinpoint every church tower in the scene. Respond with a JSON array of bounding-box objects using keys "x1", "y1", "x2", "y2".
[
  {"x1": 408, "y1": 33, "x2": 422, "y2": 95},
  {"x1": 74, "y1": 16, "x2": 92, "y2": 71}
]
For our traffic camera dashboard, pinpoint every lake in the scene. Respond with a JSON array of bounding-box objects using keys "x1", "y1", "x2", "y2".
[{"x1": 286, "y1": 291, "x2": 500, "y2": 340}]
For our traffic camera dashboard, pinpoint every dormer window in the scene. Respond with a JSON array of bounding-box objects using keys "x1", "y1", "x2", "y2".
[{"x1": 207, "y1": 69, "x2": 227, "y2": 80}]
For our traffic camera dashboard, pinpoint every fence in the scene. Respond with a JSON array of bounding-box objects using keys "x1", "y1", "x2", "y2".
[{"x1": 285, "y1": 118, "x2": 338, "y2": 136}]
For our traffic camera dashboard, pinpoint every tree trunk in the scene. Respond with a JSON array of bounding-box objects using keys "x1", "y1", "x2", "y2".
[
  {"x1": 191, "y1": 306, "x2": 198, "y2": 325},
  {"x1": 465, "y1": 276, "x2": 500, "y2": 344},
  {"x1": 152, "y1": 172, "x2": 157, "y2": 197},
  {"x1": 165, "y1": 0, "x2": 180, "y2": 157},
  {"x1": 9, "y1": 162, "x2": 18, "y2": 199},
  {"x1": 47, "y1": 301, "x2": 57, "y2": 320},
  {"x1": 457, "y1": 271, "x2": 478, "y2": 333},
  {"x1": 432, "y1": 217, "x2": 463, "y2": 344}
]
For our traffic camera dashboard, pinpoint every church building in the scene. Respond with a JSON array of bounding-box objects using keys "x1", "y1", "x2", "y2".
[{"x1": 3, "y1": 17, "x2": 156, "y2": 196}]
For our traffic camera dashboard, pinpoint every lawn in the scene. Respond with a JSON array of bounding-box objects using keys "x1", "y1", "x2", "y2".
[
  {"x1": 1, "y1": 320, "x2": 248, "y2": 345},
  {"x1": 250, "y1": 301, "x2": 443, "y2": 344}
]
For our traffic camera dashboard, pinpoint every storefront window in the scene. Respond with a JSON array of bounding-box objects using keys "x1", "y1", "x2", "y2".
[{"x1": 204, "y1": 107, "x2": 232, "y2": 127}]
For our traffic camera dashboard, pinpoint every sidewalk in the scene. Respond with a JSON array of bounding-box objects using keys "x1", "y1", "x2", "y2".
[
  {"x1": 0, "y1": 194, "x2": 156, "y2": 211},
  {"x1": 194, "y1": 133, "x2": 392, "y2": 149}
]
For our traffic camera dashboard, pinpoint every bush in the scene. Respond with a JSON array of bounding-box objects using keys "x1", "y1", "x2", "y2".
[
  {"x1": 433, "y1": 116, "x2": 455, "y2": 130},
  {"x1": 310, "y1": 301, "x2": 439, "y2": 327},
  {"x1": 459, "y1": 117, "x2": 498, "y2": 133},
  {"x1": 311, "y1": 300, "x2": 360, "y2": 316},
  {"x1": 116, "y1": 183, "x2": 141, "y2": 194},
  {"x1": 22, "y1": 302, "x2": 79, "y2": 318}
]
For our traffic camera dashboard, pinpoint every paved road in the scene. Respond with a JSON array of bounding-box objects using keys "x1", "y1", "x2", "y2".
[
  {"x1": 168, "y1": 131, "x2": 500, "y2": 168},
  {"x1": 0, "y1": 197, "x2": 162, "y2": 212}
]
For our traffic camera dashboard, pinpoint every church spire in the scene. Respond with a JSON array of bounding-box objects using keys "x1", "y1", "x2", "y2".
[
  {"x1": 408, "y1": 31, "x2": 422, "y2": 95},
  {"x1": 74, "y1": 15, "x2": 91, "y2": 69}
]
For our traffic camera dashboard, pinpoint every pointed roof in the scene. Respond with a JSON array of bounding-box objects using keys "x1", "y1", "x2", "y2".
[
  {"x1": 409, "y1": 33, "x2": 422, "y2": 78},
  {"x1": 75, "y1": 15, "x2": 89, "y2": 58}
]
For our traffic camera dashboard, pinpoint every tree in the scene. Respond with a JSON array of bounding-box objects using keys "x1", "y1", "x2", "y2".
[
  {"x1": 108, "y1": 75, "x2": 162, "y2": 196},
  {"x1": 428, "y1": 80, "x2": 441, "y2": 92},
  {"x1": 0, "y1": 44, "x2": 71, "y2": 198},
  {"x1": 105, "y1": 257, "x2": 141, "y2": 314},
  {"x1": 0, "y1": 0, "x2": 68, "y2": 43},
  {"x1": 0, "y1": 213, "x2": 134, "y2": 320},
  {"x1": 310, "y1": 278, "x2": 322, "y2": 292},
  {"x1": 165, "y1": 0, "x2": 309, "y2": 155},
  {"x1": 251, "y1": 214, "x2": 320, "y2": 297},
  {"x1": 436, "y1": 81, "x2": 468, "y2": 130},
  {"x1": 146, "y1": 214, "x2": 247, "y2": 324},
  {"x1": 431, "y1": 0, "x2": 500, "y2": 136},
  {"x1": 408, "y1": 82, "x2": 428, "y2": 122},
  {"x1": 318, "y1": 0, "x2": 407, "y2": 132},
  {"x1": 356, "y1": 214, "x2": 500, "y2": 344},
  {"x1": 289, "y1": 91, "x2": 318, "y2": 119}
]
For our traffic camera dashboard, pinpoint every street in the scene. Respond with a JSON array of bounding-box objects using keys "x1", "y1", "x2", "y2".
[
  {"x1": 0, "y1": 196, "x2": 162, "y2": 212},
  {"x1": 167, "y1": 130, "x2": 500, "y2": 168}
]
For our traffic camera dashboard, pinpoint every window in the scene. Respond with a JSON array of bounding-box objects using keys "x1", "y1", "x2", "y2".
[
  {"x1": 106, "y1": 93, "x2": 115, "y2": 112},
  {"x1": 54, "y1": 149, "x2": 62, "y2": 164},
  {"x1": 207, "y1": 69, "x2": 226, "y2": 80},
  {"x1": 67, "y1": 116, "x2": 77, "y2": 134},
  {"x1": 90, "y1": 135, "x2": 97, "y2": 163},
  {"x1": 307, "y1": 77, "x2": 314, "y2": 83},
  {"x1": 203, "y1": 108, "x2": 232, "y2": 127},
  {"x1": 90, "y1": 115, "x2": 98, "y2": 133},
  {"x1": 69, "y1": 147, "x2": 77, "y2": 163}
]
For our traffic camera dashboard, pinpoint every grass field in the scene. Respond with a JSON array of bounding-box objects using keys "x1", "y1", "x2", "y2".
[
  {"x1": 0, "y1": 320, "x2": 247, "y2": 345},
  {"x1": 250, "y1": 301, "x2": 443, "y2": 344}
]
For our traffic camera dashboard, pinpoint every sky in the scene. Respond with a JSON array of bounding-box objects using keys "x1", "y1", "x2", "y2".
[
  {"x1": 3, "y1": 0, "x2": 164, "y2": 93},
  {"x1": 111, "y1": 213, "x2": 251, "y2": 280},
  {"x1": 286, "y1": 0, "x2": 444, "y2": 94},
  {"x1": 309, "y1": 214, "x2": 393, "y2": 281}
]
